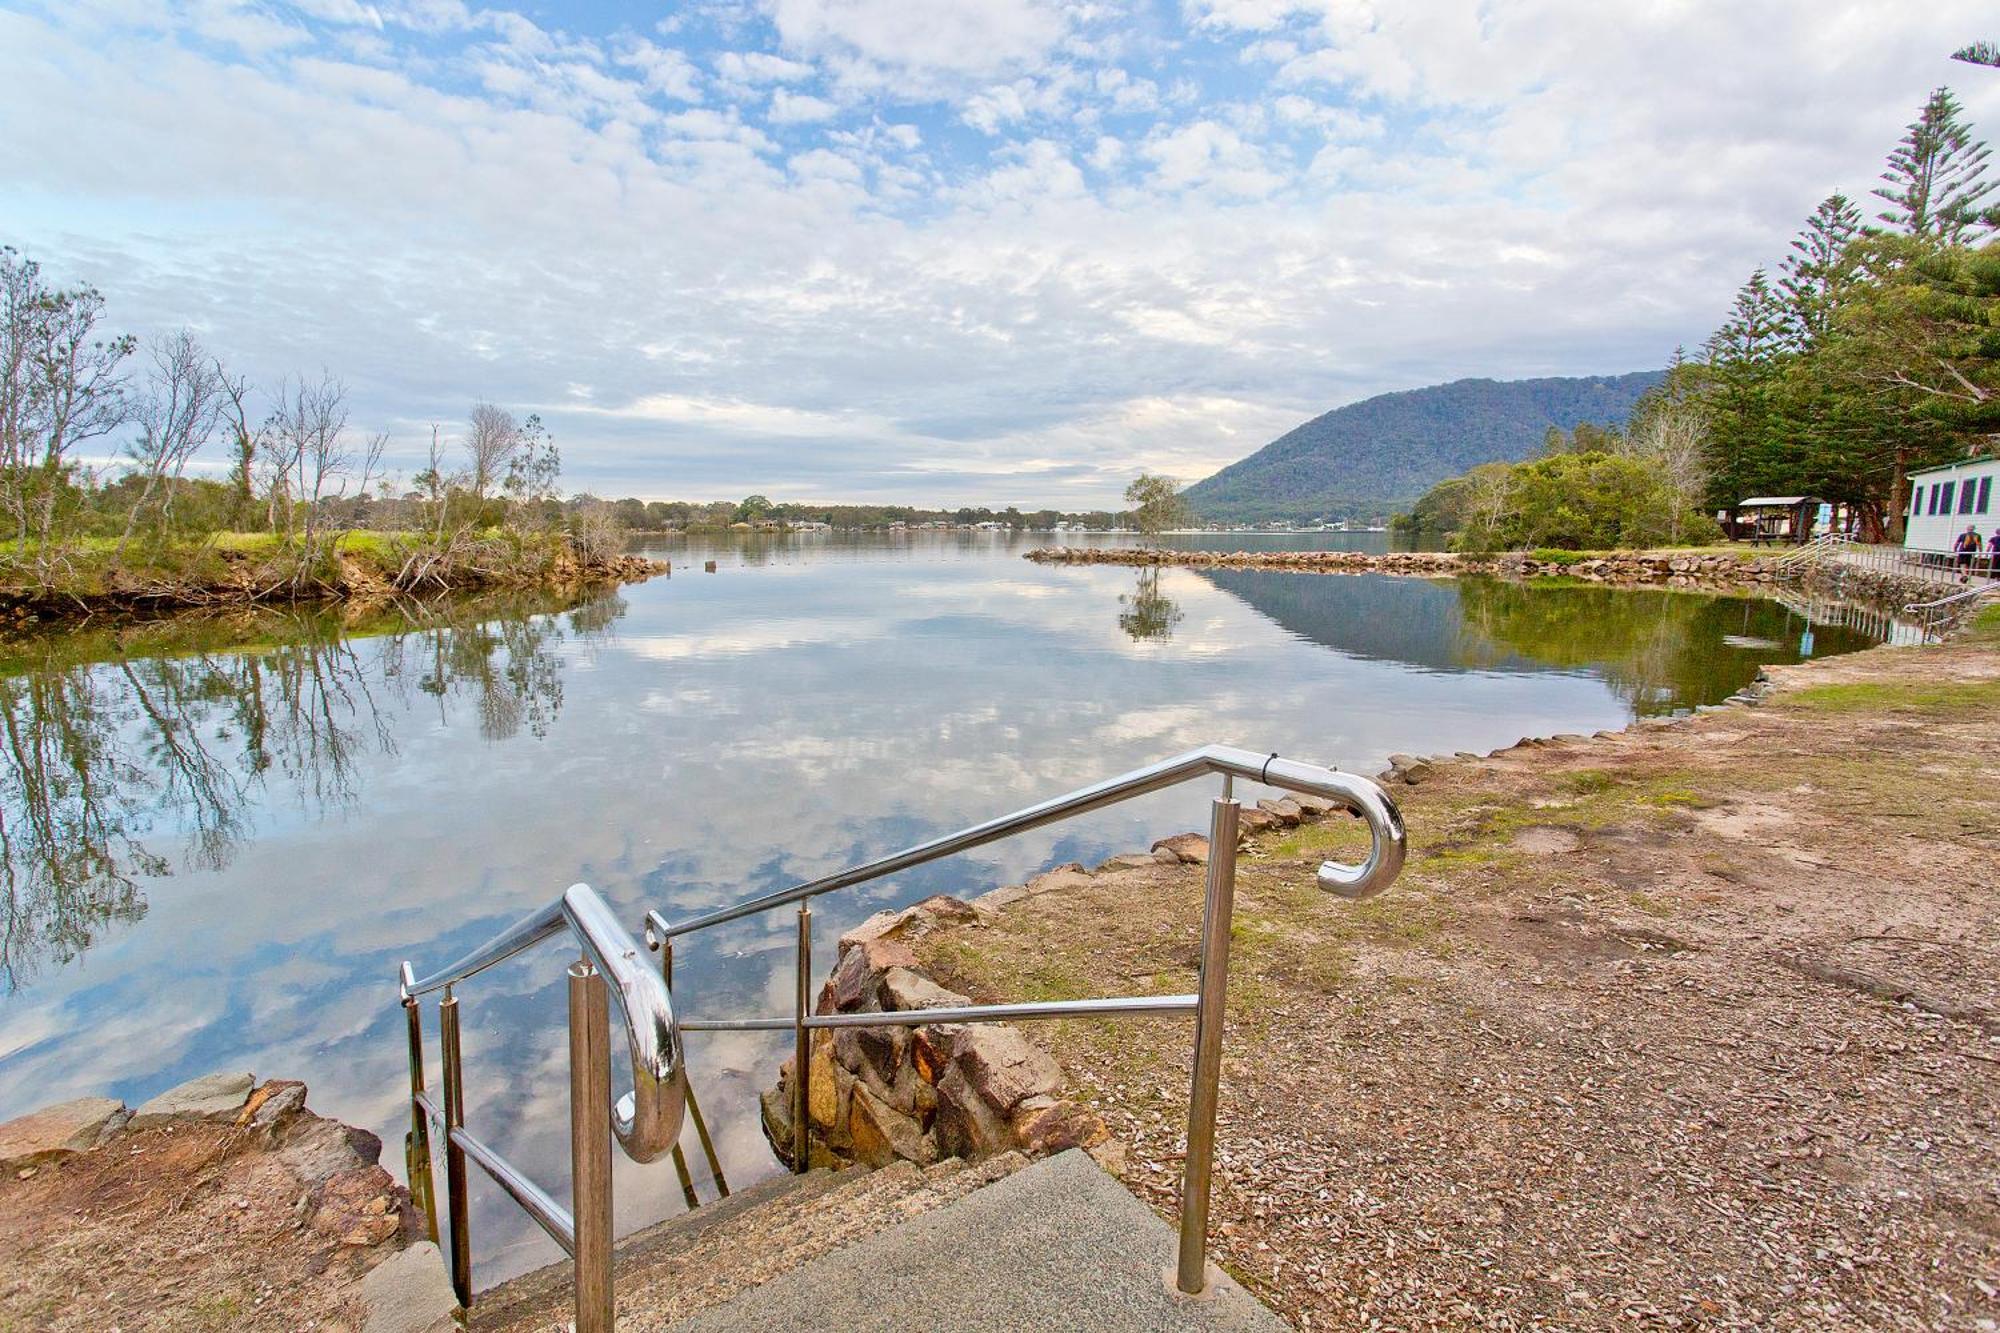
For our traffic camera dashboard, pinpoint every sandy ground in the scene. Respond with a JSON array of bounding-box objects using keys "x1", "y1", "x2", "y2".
[{"x1": 916, "y1": 625, "x2": 2000, "y2": 1331}]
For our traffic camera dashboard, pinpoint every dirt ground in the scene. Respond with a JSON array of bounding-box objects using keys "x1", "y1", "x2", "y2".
[
  {"x1": 917, "y1": 618, "x2": 2000, "y2": 1331},
  {"x1": 0, "y1": 1101, "x2": 416, "y2": 1331}
]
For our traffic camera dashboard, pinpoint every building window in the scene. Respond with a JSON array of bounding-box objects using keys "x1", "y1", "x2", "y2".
[
  {"x1": 1960, "y1": 480, "x2": 1979, "y2": 514},
  {"x1": 1979, "y1": 476, "x2": 1992, "y2": 515},
  {"x1": 1912, "y1": 485, "x2": 1924, "y2": 514},
  {"x1": 1935, "y1": 481, "x2": 1956, "y2": 515}
]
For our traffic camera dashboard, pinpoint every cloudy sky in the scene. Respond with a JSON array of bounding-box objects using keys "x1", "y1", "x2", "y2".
[{"x1": 4, "y1": 1, "x2": 1997, "y2": 505}]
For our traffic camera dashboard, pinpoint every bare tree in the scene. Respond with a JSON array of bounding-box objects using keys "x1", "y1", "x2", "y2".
[
  {"x1": 217, "y1": 365, "x2": 259, "y2": 531},
  {"x1": 117, "y1": 330, "x2": 226, "y2": 556},
  {"x1": 465, "y1": 401, "x2": 521, "y2": 502},
  {"x1": 264, "y1": 373, "x2": 384, "y2": 584},
  {"x1": 1622, "y1": 395, "x2": 1710, "y2": 545}
]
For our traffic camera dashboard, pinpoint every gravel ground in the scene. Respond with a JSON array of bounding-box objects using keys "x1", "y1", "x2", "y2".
[{"x1": 917, "y1": 627, "x2": 2000, "y2": 1331}]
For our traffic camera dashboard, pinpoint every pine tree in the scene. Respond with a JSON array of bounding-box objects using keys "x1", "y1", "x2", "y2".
[
  {"x1": 1952, "y1": 41, "x2": 1999, "y2": 68},
  {"x1": 1872, "y1": 87, "x2": 1997, "y2": 242},
  {"x1": 1777, "y1": 193, "x2": 1861, "y2": 348},
  {"x1": 1700, "y1": 269, "x2": 1789, "y2": 507}
]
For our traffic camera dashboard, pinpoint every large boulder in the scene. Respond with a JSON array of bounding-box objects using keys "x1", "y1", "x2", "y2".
[
  {"x1": 129, "y1": 1071, "x2": 255, "y2": 1129},
  {"x1": 0, "y1": 1097, "x2": 125, "y2": 1170}
]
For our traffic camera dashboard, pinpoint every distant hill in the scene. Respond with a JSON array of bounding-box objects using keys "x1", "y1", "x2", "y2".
[{"x1": 1183, "y1": 371, "x2": 1667, "y2": 523}]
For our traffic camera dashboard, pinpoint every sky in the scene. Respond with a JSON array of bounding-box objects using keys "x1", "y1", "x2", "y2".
[{"x1": 4, "y1": 1, "x2": 1998, "y2": 506}]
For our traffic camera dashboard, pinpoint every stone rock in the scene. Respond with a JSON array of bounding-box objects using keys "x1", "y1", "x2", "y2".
[
  {"x1": 826, "y1": 944, "x2": 889, "y2": 1013},
  {"x1": 1291, "y1": 792, "x2": 1336, "y2": 818},
  {"x1": 911, "y1": 1024, "x2": 962, "y2": 1085},
  {"x1": 1236, "y1": 806, "x2": 1281, "y2": 835},
  {"x1": 1257, "y1": 797, "x2": 1303, "y2": 826},
  {"x1": 1151, "y1": 833, "x2": 1209, "y2": 865},
  {"x1": 1096, "y1": 853, "x2": 1160, "y2": 873},
  {"x1": 847, "y1": 1082, "x2": 935, "y2": 1168},
  {"x1": 310, "y1": 1164, "x2": 404, "y2": 1248},
  {"x1": 1022, "y1": 864, "x2": 1092, "y2": 898},
  {"x1": 952, "y1": 1025, "x2": 1062, "y2": 1115},
  {"x1": 934, "y1": 1064, "x2": 1013, "y2": 1160},
  {"x1": 130, "y1": 1072, "x2": 255, "y2": 1129},
  {"x1": 881, "y1": 966, "x2": 969, "y2": 1013},
  {"x1": 278, "y1": 1116, "x2": 376, "y2": 1184},
  {"x1": 242, "y1": 1079, "x2": 308, "y2": 1135},
  {"x1": 838, "y1": 909, "x2": 906, "y2": 951},
  {"x1": 807, "y1": 1040, "x2": 844, "y2": 1131},
  {"x1": 1398, "y1": 760, "x2": 1434, "y2": 785},
  {"x1": 360, "y1": 1240, "x2": 458, "y2": 1333},
  {"x1": 1010, "y1": 1094, "x2": 1108, "y2": 1156},
  {"x1": 0, "y1": 1096, "x2": 126, "y2": 1170}
]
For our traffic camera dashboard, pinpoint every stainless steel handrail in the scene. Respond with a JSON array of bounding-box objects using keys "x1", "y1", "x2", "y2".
[
  {"x1": 404, "y1": 884, "x2": 686, "y2": 1165},
  {"x1": 398, "y1": 882, "x2": 689, "y2": 1333},
  {"x1": 642, "y1": 743, "x2": 1407, "y2": 1302},
  {"x1": 647, "y1": 743, "x2": 1404, "y2": 946},
  {"x1": 398, "y1": 745, "x2": 1407, "y2": 1329}
]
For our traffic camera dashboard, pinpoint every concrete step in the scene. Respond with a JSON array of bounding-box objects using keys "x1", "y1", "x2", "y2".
[
  {"x1": 464, "y1": 1151, "x2": 1029, "y2": 1331},
  {"x1": 661, "y1": 1151, "x2": 1285, "y2": 1333}
]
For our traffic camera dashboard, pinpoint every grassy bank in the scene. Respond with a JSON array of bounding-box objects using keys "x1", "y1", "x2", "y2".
[
  {"x1": 913, "y1": 616, "x2": 2000, "y2": 1329},
  {"x1": 0, "y1": 528, "x2": 663, "y2": 624}
]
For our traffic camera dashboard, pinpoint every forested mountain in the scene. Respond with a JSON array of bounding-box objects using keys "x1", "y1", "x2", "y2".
[{"x1": 1184, "y1": 371, "x2": 1666, "y2": 523}]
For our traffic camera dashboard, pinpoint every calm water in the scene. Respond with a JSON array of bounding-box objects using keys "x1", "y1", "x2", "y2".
[{"x1": 0, "y1": 531, "x2": 1888, "y2": 1282}]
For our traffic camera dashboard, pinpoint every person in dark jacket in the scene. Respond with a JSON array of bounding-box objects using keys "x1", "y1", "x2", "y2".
[
  {"x1": 1955, "y1": 526, "x2": 1983, "y2": 570},
  {"x1": 1989, "y1": 528, "x2": 2000, "y2": 577}
]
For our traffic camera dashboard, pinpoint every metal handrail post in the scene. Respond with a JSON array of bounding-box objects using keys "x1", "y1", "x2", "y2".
[
  {"x1": 439, "y1": 988, "x2": 472, "y2": 1307},
  {"x1": 402, "y1": 993, "x2": 440, "y2": 1245},
  {"x1": 569, "y1": 961, "x2": 615, "y2": 1333},
  {"x1": 1176, "y1": 792, "x2": 1240, "y2": 1295},
  {"x1": 793, "y1": 902, "x2": 813, "y2": 1172}
]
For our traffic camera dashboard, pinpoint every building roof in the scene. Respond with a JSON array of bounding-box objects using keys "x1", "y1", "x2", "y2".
[
  {"x1": 1907, "y1": 453, "x2": 1997, "y2": 478},
  {"x1": 1735, "y1": 496, "x2": 1809, "y2": 507}
]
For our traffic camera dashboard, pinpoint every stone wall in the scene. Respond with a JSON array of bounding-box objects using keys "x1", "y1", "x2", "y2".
[
  {"x1": 1024, "y1": 545, "x2": 1790, "y2": 589},
  {"x1": 760, "y1": 896, "x2": 1114, "y2": 1174}
]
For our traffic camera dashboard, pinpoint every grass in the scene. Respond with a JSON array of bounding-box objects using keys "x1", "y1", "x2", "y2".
[{"x1": 1784, "y1": 679, "x2": 2000, "y2": 713}]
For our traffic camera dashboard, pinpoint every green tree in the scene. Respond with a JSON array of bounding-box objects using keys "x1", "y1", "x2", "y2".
[
  {"x1": 735, "y1": 494, "x2": 773, "y2": 522},
  {"x1": 1872, "y1": 87, "x2": 1996, "y2": 243},
  {"x1": 1124, "y1": 473, "x2": 1189, "y2": 535},
  {"x1": 1700, "y1": 269, "x2": 1788, "y2": 507},
  {"x1": 1952, "y1": 41, "x2": 1999, "y2": 69},
  {"x1": 1778, "y1": 193, "x2": 1863, "y2": 348}
]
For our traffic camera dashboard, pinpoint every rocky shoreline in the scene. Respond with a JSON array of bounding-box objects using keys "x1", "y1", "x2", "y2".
[
  {"x1": 1024, "y1": 544, "x2": 1960, "y2": 618},
  {"x1": 0, "y1": 1073, "x2": 451, "y2": 1332}
]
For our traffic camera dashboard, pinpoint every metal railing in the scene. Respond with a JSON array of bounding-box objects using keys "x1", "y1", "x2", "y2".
[
  {"x1": 1779, "y1": 532, "x2": 1997, "y2": 588},
  {"x1": 398, "y1": 744, "x2": 1406, "y2": 1328},
  {"x1": 1904, "y1": 583, "x2": 2000, "y2": 635},
  {"x1": 397, "y1": 884, "x2": 692, "y2": 1327}
]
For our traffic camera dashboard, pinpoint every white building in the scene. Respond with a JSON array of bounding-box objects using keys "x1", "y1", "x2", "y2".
[{"x1": 1903, "y1": 455, "x2": 1998, "y2": 554}]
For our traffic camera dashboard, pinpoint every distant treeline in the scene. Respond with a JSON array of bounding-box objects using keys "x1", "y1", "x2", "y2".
[{"x1": 580, "y1": 494, "x2": 1122, "y2": 531}]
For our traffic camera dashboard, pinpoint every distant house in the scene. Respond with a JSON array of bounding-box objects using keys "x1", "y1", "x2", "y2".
[
  {"x1": 1903, "y1": 455, "x2": 1997, "y2": 555},
  {"x1": 1726, "y1": 496, "x2": 1823, "y2": 544}
]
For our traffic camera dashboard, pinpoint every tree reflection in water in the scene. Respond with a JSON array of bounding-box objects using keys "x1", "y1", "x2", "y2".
[
  {"x1": 0, "y1": 590, "x2": 626, "y2": 991},
  {"x1": 1118, "y1": 567, "x2": 1184, "y2": 642}
]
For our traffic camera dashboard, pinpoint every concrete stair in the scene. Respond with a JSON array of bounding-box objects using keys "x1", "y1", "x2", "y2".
[{"x1": 457, "y1": 1151, "x2": 1284, "y2": 1332}]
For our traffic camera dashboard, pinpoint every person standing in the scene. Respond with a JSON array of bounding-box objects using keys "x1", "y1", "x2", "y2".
[
  {"x1": 1988, "y1": 527, "x2": 2000, "y2": 577},
  {"x1": 1954, "y1": 525, "x2": 1983, "y2": 570}
]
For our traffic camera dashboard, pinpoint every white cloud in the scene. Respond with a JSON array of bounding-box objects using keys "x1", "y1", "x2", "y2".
[
  {"x1": 768, "y1": 88, "x2": 839, "y2": 123},
  {"x1": 2, "y1": 1, "x2": 1996, "y2": 505}
]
